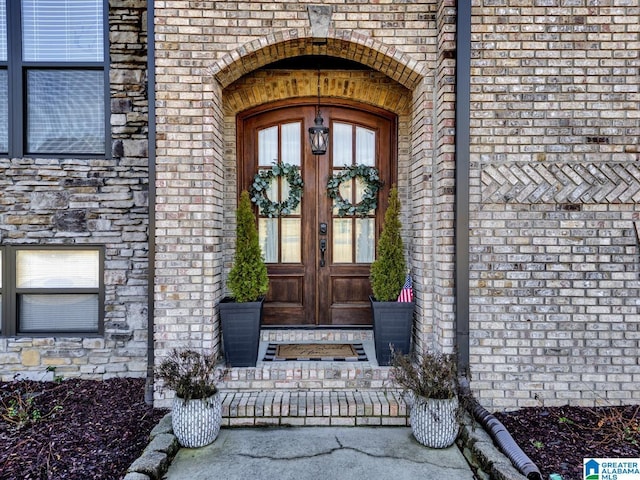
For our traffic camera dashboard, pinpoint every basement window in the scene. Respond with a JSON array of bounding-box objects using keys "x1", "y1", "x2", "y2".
[{"x1": 0, "y1": 247, "x2": 104, "y2": 336}]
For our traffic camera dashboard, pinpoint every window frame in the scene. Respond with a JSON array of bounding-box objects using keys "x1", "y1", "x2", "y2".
[
  {"x1": 2, "y1": 0, "x2": 111, "y2": 158},
  {"x1": 0, "y1": 245, "x2": 105, "y2": 337}
]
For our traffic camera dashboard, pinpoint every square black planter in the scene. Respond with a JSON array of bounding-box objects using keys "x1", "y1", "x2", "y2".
[
  {"x1": 219, "y1": 297, "x2": 263, "y2": 367},
  {"x1": 369, "y1": 296, "x2": 414, "y2": 366}
]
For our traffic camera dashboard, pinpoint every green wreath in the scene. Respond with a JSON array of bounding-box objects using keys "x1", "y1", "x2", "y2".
[
  {"x1": 250, "y1": 162, "x2": 304, "y2": 217},
  {"x1": 326, "y1": 164, "x2": 383, "y2": 217}
]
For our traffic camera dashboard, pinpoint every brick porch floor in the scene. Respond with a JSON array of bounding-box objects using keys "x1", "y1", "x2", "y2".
[{"x1": 218, "y1": 329, "x2": 410, "y2": 427}]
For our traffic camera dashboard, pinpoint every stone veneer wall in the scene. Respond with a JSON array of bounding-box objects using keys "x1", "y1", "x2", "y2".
[
  {"x1": 0, "y1": 3, "x2": 150, "y2": 380},
  {"x1": 469, "y1": 0, "x2": 640, "y2": 409}
]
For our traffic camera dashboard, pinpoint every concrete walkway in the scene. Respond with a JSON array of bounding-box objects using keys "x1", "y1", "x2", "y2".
[{"x1": 163, "y1": 426, "x2": 476, "y2": 480}]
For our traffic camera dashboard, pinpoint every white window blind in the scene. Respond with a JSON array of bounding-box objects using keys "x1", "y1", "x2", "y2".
[
  {"x1": 27, "y1": 69, "x2": 104, "y2": 154},
  {"x1": 0, "y1": 0, "x2": 6, "y2": 153},
  {"x1": 20, "y1": 294, "x2": 99, "y2": 333},
  {"x1": 0, "y1": 0, "x2": 7, "y2": 61},
  {"x1": 16, "y1": 250, "x2": 99, "y2": 289},
  {"x1": 0, "y1": 70, "x2": 7, "y2": 152},
  {"x1": 15, "y1": 249, "x2": 100, "y2": 333},
  {"x1": 22, "y1": 0, "x2": 103, "y2": 62}
]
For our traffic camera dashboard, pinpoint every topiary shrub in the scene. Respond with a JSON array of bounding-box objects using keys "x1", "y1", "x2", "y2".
[
  {"x1": 227, "y1": 190, "x2": 269, "y2": 303},
  {"x1": 370, "y1": 185, "x2": 406, "y2": 301}
]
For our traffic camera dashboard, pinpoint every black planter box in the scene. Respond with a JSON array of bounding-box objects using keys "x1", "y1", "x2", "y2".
[
  {"x1": 219, "y1": 297, "x2": 263, "y2": 367},
  {"x1": 369, "y1": 296, "x2": 414, "y2": 366}
]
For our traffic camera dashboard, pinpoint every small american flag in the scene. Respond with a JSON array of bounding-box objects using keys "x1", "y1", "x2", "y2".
[{"x1": 397, "y1": 274, "x2": 413, "y2": 302}]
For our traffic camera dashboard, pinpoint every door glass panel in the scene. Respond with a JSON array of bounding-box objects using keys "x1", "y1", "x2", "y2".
[
  {"x1": 258, "y1": 126, "x2": 277, "y2": 166},
  {"x1": 333, "y1": 123, "x2": 352, "y2": 166},
  {"x1": 259, "y1": 218, "x2": 278, "y2": 263},
  {"x1": 281, "y1": 218, "x2": 301, "y2": 263},
  {"x1": 264, "y1": 170, "x2": 278, "y2": 205},
  {"x1": 356, "y1": 126, "x2": 375, "y2": 166},
  {"x1": 257, "y1": 122, "x2": 302, "y2": 264},
  {"x1": 281, "y1": 177, "x2": 300, "y2": 215},
  {"x1": 356, "y1": 218, "x2": 375, "y2": 263},
  {"x1": 333, "y1": 169, "x2": 352, "y2": 216},
  {"x1": 281, "y1": 122, "x2": 301, "y2": 166},
  {"x1": 333, "y1": 218, "x2": 352, "y2": 263}
]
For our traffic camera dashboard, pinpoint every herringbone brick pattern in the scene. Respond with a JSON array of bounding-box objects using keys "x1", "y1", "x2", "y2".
[{"x1": 482, "y1": 163, "x2": 640, "y2": 204}]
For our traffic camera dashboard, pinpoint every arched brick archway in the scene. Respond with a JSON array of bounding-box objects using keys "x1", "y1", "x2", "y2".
[
  {"x1": 210, "y1": 30, "x2": 425, "y2": 91},
  {"x1": 216, "y1": 33, "x2": 420, "y2": 330}
]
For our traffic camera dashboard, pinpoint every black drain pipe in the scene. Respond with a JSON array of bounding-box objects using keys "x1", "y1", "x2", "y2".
[
  {"x1": 454, "y1": 3, "x2": 541, "y2": 480},
  {"x1": 459, "y1": 379, "x2": 543, "y2": 480}
]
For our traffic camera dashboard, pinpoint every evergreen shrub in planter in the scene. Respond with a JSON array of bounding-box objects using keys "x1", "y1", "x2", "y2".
[
  {"x1": 369, "y1": 186, "x2": 414, "y2": 366},
  {"x1": 219, "y1": 190, "x2": 269, "y2": 367}
]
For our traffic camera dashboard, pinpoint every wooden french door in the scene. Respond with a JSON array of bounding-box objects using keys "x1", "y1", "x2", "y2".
[{"x1": 238, "y1": 102, "x2": 396, "y2": 326}]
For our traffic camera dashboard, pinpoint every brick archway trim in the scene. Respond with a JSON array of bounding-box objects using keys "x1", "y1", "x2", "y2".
[
  {"x1": 223, "y1": 70, "x2": 412, "y2": 117},
  {"x1": 209, "y1": 29, "x2": 425, "y2": 91}
]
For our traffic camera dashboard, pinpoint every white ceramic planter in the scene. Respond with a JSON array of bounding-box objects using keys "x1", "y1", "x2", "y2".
[
  {"x1": 410, "y1": 396, "x2": 459, "y2": 448},
  {"x1": 171, "y1": 392, "x2": 222, "y2": 448}
]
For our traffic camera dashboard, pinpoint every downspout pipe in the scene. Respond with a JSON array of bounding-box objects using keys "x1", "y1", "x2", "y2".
[
  {"x1": 454, "y1": 3, "x2": 542, "y2": 480},
  {"x1": 455, "y1": 0, "x2": 471, "y2": 376},
  {"x1": 144, "y1": 0, "x2": 156, "y2": 405}
]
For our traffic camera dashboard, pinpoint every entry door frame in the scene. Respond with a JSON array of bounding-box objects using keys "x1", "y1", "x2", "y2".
[{"x1": 237, "y1": 98, "x2": 398, "y2": 327}]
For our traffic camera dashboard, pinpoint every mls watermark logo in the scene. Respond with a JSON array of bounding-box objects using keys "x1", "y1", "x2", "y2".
[{"x1": 584, "y1": 458, "x2": 640, "y2": 480}]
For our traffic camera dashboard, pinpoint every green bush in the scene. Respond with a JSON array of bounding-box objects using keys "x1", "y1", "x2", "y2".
[
  {"x1": 370, "y1": 186, "x2": 406, "y2": 301},
  {"x1": 227, "y1": 190, "x2": 269, "y2": 302}
]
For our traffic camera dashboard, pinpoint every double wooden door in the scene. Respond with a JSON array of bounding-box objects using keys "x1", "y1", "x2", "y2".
[{"x1": 238, "y1": 103, "x2": 396, "y2": 326}]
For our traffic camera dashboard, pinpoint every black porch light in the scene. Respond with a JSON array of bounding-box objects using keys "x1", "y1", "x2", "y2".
[
  {"x1": 308, "y1": 110, "x2": 329, "y2": 155},
  {"x1": 308, "y1": 71, "x2": 329, "y2": 155}
]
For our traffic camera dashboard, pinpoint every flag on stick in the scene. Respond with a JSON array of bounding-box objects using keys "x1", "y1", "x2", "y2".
[{"x1": 397, "y1": 274, "x2": 413, "y2": 302}]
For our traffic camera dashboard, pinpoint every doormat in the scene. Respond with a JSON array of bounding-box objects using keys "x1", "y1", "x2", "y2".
[{"x1": 263, "y1": 343, "x2": 368, "y2": 362}]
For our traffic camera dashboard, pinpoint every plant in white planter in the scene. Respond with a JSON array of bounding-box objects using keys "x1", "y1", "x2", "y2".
[
  {"x1": 391, "y1": 349, "x2": 460, "y2": 448},
  {"x1": 156, "y1": 349, "x2": 224, "y2": 448}
]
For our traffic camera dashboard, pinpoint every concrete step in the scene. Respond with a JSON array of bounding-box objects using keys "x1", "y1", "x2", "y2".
[{"x1": 219, "y1": 390, "x2": 409, "y2": 427}]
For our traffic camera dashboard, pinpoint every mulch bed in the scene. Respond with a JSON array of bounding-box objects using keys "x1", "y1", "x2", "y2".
[
  {"x1": 0, "y1": 377, "x2": 167, "y2": 480},
  {"x1": 1, "y1": 376, "x2": 639, "y2": 480},
  {"x1": 495, "y1": 404, "x2": 640, "y2": 480}
]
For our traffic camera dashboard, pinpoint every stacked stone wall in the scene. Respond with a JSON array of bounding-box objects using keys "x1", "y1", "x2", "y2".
[
  {"x1": 0, "y1": 3, "x2": 149, "y2": 380},
  {"x1": 469, "y1": 0, "x2": 640, "y2": 409}
]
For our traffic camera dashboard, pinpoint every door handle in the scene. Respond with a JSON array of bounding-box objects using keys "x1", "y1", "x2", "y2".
[{"x1": 319, "y1": 239, "x2": 327, "y2": 267}]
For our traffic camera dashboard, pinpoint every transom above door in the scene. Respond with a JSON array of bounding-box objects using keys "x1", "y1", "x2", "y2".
[{"x1": 239, "y1": 102, "x2": 396, "y2": 326}]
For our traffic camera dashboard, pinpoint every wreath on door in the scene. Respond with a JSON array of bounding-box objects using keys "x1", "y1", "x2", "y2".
[
  {"x1": 250, "y1": 162, "x2": 304, "y2": 217},
  {"x1": 326, "y1": 164, "x2": 383, "y2": 217}
]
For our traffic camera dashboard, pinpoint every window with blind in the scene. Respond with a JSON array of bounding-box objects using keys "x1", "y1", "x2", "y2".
[
  {"x1": 0, "y1": 1, "x2": 7, "y2": 153},
  {"x1": 0, "y1": 0, "x2": 108, "y2": 157},
  {"x1": 0, "y1": 247, "x2": 104, "y2": 336}
]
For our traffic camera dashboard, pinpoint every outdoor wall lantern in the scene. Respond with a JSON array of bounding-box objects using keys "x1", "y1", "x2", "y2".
[{"x1": 308, "y1": 71, "x2": 329, "y2": 155}]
